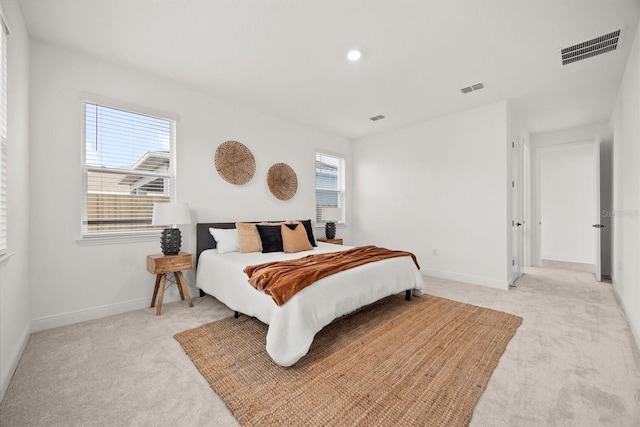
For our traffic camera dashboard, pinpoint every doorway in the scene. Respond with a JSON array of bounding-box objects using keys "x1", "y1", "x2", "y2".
[{"x1": 537, "y1": 142, "x2": 598, "y2": 276}]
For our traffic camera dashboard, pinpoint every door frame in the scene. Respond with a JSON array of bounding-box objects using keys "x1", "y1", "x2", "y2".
[
  {"x1": 511, "y1": 136, "x2": 524, "y2": 283},
  {"x1": 593, "y1": 135, "x2": 602, "y2": 281}
]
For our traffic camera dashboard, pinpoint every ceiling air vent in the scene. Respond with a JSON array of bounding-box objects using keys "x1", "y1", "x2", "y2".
[
  {"x1": 369, "y1": 115, "x2": 385, "y2": 121},
  {"x1": 460, "y1": 83, "x2": 484, "y2": 94},
  {"x1": 561, "y1": 29, "x2": 622, "y2": 65}
]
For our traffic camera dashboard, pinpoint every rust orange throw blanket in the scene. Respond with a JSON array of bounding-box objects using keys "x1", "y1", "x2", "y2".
[{"x1": 243, "y1": 245, "x2": 420, "y2": 306}]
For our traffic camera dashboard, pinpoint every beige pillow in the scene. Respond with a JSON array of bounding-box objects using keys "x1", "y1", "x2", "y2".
[
  {"x1": 236, "y1": 223, "x2": 262, "y2": 253},
  {"x1": 281, "y1": 223, "x2": 313, "y2": 253}
]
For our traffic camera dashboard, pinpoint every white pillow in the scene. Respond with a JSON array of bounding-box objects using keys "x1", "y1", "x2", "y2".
[{"x1": 209, "y1": 228, "x2": 239, "y2": 254}]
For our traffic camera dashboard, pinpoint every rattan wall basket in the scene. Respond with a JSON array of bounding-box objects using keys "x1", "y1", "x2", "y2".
[
  {"x1": 267, "y1": 163, "x2": 298, "y2": 201},
  {"x1": 214, "y1": 140, "x2": 256, "y2": 185}
]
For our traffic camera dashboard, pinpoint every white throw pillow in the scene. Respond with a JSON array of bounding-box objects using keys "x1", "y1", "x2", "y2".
[{"x1": 209, "y1": 228, "x2": 239, "y2": 254}]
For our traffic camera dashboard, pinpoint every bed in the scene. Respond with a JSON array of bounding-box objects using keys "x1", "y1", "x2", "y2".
[{"x1": 195, "y1": 222, "x2": 426, "y2": 366}]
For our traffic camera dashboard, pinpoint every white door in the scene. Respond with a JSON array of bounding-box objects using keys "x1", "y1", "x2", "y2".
[
  {"x1": 511, "y1": 139, "x2": 524, "y2": 282},
  {"x1": 523, "y1": 144, "x2": 531, "y2": 267},
  {"x1": 593, "y1": 136, "x2": 602, "y2": 282}
]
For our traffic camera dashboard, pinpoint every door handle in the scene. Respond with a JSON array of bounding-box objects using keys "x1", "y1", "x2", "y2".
[
  {"x1": 592, "y1": 224, "x2": 605, "y2": 228},
  {"x1": 516, "y1": 222, "x2": 522, "y2": 227}
]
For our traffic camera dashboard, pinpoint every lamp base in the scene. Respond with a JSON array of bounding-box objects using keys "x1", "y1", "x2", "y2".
[
  {"x1": 160, "y1": 228, "x2": 182, "y2": 255},
  {"x1": 325, "y1": 222, "x2": 336, "y2": 240}
]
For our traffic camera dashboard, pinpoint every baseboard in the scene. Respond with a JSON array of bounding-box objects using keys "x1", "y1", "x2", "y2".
[
  {"x1": 611, "y1": 282, "x2": 640, "y2": 353},
  {"x1": 30, "y1": 286, "x2": 199, "y2": 333},
  {"x1": 541, "y1": 259, "x2": 595, "y2": 273},
  {"x1": 0, "y1": 322, "x2": 30, "y2": 403},
  {"x1": 422, "y1": 268, "x2": 509, "y2": 290}
]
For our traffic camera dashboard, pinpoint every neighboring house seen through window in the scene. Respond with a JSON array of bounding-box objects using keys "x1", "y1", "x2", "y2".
[
  {"x1": 82, "y1": 102, "x2": 176, "y2": 238},
  {"x1": 315, "y1": 152, "x2": 345, "y2": 224}
]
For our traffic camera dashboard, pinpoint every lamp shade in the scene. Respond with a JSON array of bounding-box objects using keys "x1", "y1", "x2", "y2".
[
  {"x1": 152, "y1": 202, "x2": 191, "y2": 226},
  {"x1": 321, "y1": 207, "x2": 342, "y2": 222}
]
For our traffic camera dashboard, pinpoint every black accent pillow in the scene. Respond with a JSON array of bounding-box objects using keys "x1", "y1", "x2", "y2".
[
  {"x1": 256, "y1": 223, "x2": 297, "y2": 253},
  {"x1": 297, "y1": 219, "x2": 317, "y2": 247}
]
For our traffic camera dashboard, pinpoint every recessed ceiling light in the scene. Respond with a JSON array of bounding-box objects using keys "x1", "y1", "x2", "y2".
[{"x1": 347, "y1": 49, "x2": 362, "y2": 61}]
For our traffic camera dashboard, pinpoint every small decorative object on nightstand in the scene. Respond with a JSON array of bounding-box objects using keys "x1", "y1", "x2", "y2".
[
  {"x1": 322, "y1": 207, "x2": 341, "y2": 240},
  {"x1": 152, "y1": 202, "x2": 191, "y2": 255},
  {"x1": 147, "y1": 252, "x2": 193, "y2": 316},
  {"x1": 317, "y1": 238, "x2": 343, "y2": 245}
]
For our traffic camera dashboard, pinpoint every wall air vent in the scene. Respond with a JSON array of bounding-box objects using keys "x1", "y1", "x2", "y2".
[
  {"x1": 561, "y1": 29, "x2": 622, "y2": 65},
  {"x1": 369, "y1": 115, "x2": 385, "y2": 121},
  {"x1": 460, "y1": 83, "x2": 484, "y2": 94}
]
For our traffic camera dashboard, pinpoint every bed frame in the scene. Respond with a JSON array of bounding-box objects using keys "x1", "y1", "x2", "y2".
[
  {"x1": 195, "y1": 222, "x2": 412, "y2": 312},
  {"x1": 196, "y1": 222, "x2": 282, "y2": 317}
]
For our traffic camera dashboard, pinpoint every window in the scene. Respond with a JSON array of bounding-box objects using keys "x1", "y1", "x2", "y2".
[
  {"x1": 82, "y1": 101, "x2": 176, "y2": 238},
  {"x1": 315, "y1": 152, "x2": 345, "y2": 223},
  {"x1": 0, "y1": 16, "x2": 8, "y2": 254}
]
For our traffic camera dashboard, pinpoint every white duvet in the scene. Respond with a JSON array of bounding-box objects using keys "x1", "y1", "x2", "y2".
[{"x1": 196, "y1": 242, "x2": 425, "y2": 366}]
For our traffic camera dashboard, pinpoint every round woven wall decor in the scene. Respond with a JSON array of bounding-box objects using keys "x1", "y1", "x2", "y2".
[
  {"x1": 267, "y1": 163, "x2": 298, "y2": 201},
  {"x1": 214, "y1": 140, "x2": 256, "y2": 185}
]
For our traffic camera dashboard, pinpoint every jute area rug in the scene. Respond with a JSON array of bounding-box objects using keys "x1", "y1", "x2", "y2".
[{"x1": 175, "y1": 294, "x2": 522, "y2": 427}]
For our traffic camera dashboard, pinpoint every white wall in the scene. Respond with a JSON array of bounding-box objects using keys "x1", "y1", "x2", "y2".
[
  {"x1": 539, "y1": 143, "x2": 595, "y2": 264},
  {"x1": 0, "y1": 0, "x2": 30, "y2": 401},
  {"x1": 610, "y1": 18, "x2": 640, "y2": 346},
  {"x1": 352, "y1": 101, "x2": 510, "y2": 290},
  {"x1": 28, "y1": 41, "x2": 351, "y2": 331}
]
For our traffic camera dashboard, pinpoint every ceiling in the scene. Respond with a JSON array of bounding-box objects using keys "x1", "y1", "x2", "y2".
[{"x1": 19, "y1": 0, "x2": 640, "y2": 140}]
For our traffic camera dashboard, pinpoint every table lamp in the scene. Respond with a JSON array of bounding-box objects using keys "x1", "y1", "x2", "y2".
[
  {"x1": 152, "y1": 202, "x2": 191, "y2": 255},
  {"x1": 321, "y1": 207, "x2": 341, "y2": 240}
]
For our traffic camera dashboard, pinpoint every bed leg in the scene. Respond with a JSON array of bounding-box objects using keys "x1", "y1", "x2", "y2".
[
  {"x1": 199, "y1": 289, "x2": 205, "y2": 298},
  {"x1": 405, "y1": 290, "x2": 411, "y2": 301},
  {"x1": 234, "y1": 311, "x2": 240, "y2": 319}
]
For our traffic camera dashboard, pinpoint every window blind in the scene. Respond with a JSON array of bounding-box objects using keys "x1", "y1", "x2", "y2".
[
  {"x1": 0, "y1": 18, "x2": 8, "y2": 253},
  {"x1": 82, "y1": 102, "x2": 175, "y2": 237},
  {"x1": 315, "y1": 152, "x2": 344, "y2": 223}
]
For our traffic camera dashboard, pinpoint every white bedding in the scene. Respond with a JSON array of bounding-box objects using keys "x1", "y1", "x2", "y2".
[{"x1": 196, "y1": 242, "x2": 425, "y2": 366}]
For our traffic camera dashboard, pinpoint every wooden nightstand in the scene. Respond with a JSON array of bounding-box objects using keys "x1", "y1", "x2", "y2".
[
  {"x1": 317, "y1": 238, "x2": 343, "y2": 245},
  {"x1": 147, "y1": 252, "x2": 193, "y2": 316}
]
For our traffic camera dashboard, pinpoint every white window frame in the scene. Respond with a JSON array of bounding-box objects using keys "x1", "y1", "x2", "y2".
[
  {"x1": 80, "y1": 95, "x2": 178, "y2": 243},
  {"x1": 315, "y1": 151, "x2": 346, "y2": 225}
]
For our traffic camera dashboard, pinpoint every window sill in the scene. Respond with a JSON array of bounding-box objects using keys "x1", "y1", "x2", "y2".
[
  {"x1": 0, "y1": 251, "x2": 15, "y2": 268},
  {"x1": 77, "y1": 232, "x2": 160, "y2": 246}
]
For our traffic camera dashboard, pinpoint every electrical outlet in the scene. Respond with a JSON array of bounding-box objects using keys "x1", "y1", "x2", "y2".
[{"x1": 432, "y1": 248, "x2": 438, "y2": 256}]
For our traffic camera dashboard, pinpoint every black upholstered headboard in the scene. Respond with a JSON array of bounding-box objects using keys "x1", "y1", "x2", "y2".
[
  {"x1": 196, "y1": 221, "x2": 285, "y2": 267},
  {"x1": 196, "y1": 222, "x2": 234, "y2": 267}
]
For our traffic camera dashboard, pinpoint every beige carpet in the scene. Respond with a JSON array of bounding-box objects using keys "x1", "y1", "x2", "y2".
[
  {"x1": 175, "y1": 294, "x2": 522, "y2": 426},
  {"x1": 1, "y1": 267, "x2": 640, "y2": 426}
]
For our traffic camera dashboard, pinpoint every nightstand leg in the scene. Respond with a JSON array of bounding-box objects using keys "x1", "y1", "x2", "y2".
[
  {"x1": 156, "y1": 273, "x2": 167, "y2": 316},
  {"x1": 174, "y1": 272, "x2": 185, "y2": 300},
  {"x1": 151, "y1": 274, "x2": 162, "y2": 308},
  {"x1": 175, "y1": 271, "x2": 193, "y2": 307}
]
